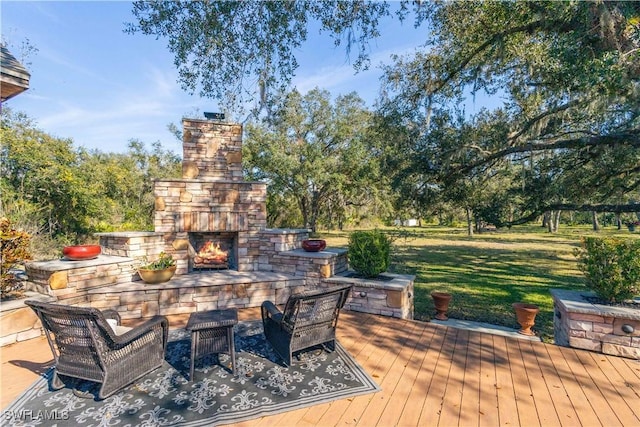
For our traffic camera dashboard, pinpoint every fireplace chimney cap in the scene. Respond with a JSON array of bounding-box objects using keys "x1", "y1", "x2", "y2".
[{"x1": 204, "y1": 112, "x2": 225, "y2": 121}]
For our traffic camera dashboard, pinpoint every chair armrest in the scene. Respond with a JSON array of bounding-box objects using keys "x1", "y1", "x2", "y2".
[
  {"x1": 261, "y1": 300, "x2": 284, "y2": 324},
  {"x1": 112, "y1": 315, "x2": 169, "y2": 347}
]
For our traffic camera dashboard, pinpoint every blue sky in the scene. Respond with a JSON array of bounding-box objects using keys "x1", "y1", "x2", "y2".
[{"x1": 1, "y1": 2, "x2": 488, "y2": 154}]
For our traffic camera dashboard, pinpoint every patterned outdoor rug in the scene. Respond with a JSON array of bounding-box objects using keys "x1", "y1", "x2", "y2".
[{"x1": 3, "y1": 321, "x2": 380, "y2": 426}]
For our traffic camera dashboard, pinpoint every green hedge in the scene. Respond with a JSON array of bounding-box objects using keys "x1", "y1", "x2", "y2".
[{"x1": 574, "y1": 237, "x2": 640, "y2": 302}]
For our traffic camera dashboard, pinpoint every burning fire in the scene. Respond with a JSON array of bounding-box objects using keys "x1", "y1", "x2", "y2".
[{"x1": 194, "y1": 241, "x2": 229, "y2": 265}]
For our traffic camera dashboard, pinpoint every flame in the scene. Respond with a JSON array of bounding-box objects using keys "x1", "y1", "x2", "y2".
[{"x1": 195, "y1": 241, "x2": 228, "y2": 264}]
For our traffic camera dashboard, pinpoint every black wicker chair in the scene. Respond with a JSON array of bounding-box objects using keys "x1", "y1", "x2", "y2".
[
  {"x1": 25, "y1": 300, "x2": 168, "y2": 399},
  {"x1": 261, "y1": 285, "x2": 352, "y2": 366}
]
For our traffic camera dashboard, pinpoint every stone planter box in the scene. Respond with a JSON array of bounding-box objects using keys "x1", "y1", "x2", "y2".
[
  {"x1": 551, "y1": 289, "x2": 640, "y2": 359},
  {"x1": 323, "y1": 271, "x2": 415, "y2": 320}
]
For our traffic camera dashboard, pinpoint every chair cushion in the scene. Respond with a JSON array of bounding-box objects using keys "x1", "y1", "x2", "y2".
[{"x1": 106, "y1": 318, "x2": 133, "y2": 336}]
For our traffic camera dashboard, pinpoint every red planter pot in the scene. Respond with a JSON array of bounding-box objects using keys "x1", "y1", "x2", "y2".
[
  {"x1": 512, "y1": 302, "x2": 540, "y2": 336},
  {"x1": 63, "y1": 245, "x2": 102, "y2": 261},
  {"x1": 301, "y1": 239, "x2": 326, "y2": 252},
  {"x1": 431, "y1": 291, "x2": 452, "y2": 320}
]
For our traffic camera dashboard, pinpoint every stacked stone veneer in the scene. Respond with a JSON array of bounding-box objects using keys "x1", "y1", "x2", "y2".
[
  {"x1": 84, "y1": 272, "x2": 307, "y2": 320},
  {"x1": 25, "y1": 255, "x2": 138, "y2": 305},
  {"x1": 552, "y1": 289, "x2": 640, "y2": 359},
  {"x1": 258, "y1": 229, "x2": 348, "y2": 282},
  {"x1": 153, "y1": 179, "x2": 267, "y2": 272},
  {"x1": 0, "y1": 293, "x2": 49, "y2": 346},
  {"x1": 324, "y1": 272, "x2": 415, "y2": 319},
  {"x1": 152, "y1": 119, "x2": 267, "y2": 272},
  {"x1": 181, "y1": 118, "x2": 243, "y2": 181},
  {"x1": 98, "y1": 232, "x2": 165, "y2": 258}
]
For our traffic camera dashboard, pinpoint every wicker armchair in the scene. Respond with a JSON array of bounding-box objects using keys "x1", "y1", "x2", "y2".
[
  {"x1": 261, "y1": 285, "x2": 352, "y2": 365},
  {"x1": 25, "y1": 300, "x2": 168, "y2": 399}
]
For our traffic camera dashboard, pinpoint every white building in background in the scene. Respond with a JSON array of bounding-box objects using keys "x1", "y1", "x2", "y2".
[{"x1": 394, "y1": 219, "x2": 418, "y2": 227}]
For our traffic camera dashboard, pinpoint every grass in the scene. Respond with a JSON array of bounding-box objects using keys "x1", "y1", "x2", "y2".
[{"x1": 320, "y1": 224, "x2": 639, "y2": 342}]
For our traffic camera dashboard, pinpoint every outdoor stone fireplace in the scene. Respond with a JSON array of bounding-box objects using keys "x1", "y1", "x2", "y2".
[
  {"x1": 10, "y1": 116, "x2": 415, "y2": 347},
  {"x1": 153, "y1": 118, "x2": 267, "y2": 273}
]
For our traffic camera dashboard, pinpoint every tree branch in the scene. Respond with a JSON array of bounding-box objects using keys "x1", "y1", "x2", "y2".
[
  {"x1": 506, "y1": 99, "x2": 584, "y2": 145},
  {"x1": 432, "y1": 19, "x2": 563, "y2": 95},
  {"x1": 506, "y1": 203, "x2": 640, "y2": 227},
  {"x1": 450, "y1": 129, "x2": 640, "y2": 177},
  {"x1": 549, "y1": 203, "x2": 640, "y2": 213}
]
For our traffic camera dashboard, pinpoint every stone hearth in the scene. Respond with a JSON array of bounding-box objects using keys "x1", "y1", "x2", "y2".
[{"x1": 551, "y1": 289, "x2": 640, "y2": 359}]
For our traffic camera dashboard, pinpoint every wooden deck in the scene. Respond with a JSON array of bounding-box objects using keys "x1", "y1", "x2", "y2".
[{"x1": 2, "y1": 309, "x2": 639, "y2": 426}]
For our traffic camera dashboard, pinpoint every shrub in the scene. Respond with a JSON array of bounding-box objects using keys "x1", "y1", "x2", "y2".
[
  {"x1": 348, "y1": 230, "x2": 391, "y2": 278},
  {"x1": 574, "y1": 237, "x2": 640, "y2": 303},
  {"x1": 0, "y1": 217, "x2": 33, "y2": 299}
]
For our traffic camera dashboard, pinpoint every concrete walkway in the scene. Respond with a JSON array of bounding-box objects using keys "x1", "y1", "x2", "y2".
[{"x1": 430, "y1": 317, "x2": 542, "y2": 341}]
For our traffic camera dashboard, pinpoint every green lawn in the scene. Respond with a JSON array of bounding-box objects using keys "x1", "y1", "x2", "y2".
[{"x1": 321, "y1": 224, "x2": 639, "y2": 342}]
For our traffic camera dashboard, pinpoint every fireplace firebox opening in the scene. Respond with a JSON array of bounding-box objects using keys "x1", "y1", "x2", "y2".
[{"x1": 188, "y1": 232, "x2": 238, "y2": 271}]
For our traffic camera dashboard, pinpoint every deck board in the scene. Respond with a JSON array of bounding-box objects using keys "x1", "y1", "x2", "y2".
[
  {"x1": 396, "y1": 322, "x2": 445, "y2": 426},
  {"x1": 537, "y1": 342, "x2": 601, "y2": 426},
  {"x1": 478, "y1": 332, "x2": 500, "y2": 427},
  {"x1": 582, "y1": 351, "x2": 640, "y2": 425},
  {"x1": 356, "y1": 318, "x2": 414, "y2": 426},
  {"x1": 367, "y1": 321, "x2": 422, "y2": 427},
  {"x1": 505, "y1": 338, "x2": 539, "y2": 426},
  {"x1": 377, "y1": 323, "x2": 436, "y2": 427},
  {"x1": 2, "y1": 309, "x2": 639, "y2": 426},
  {"x1": 492, "y1": 335, "x2": 520, "y2": 426},
  {"x1": 529, "y1": 338, "x2": 578, "y2": 426},
  {"x1": 438, "y1": 328, "x2": 468, "y2": 426},
  {"x1": 518, "y1": 339, "x2": 561, "y2": 427},
  {"x1": 418, "y1": 326, "x2": 458, "y2": 426},
  {"x1": 458, "y1": 331, "x2": 481, "y2": 427},
  {"x1": 562, "y1": 345, "x2": 624, "y2": 426},
  {"x1": 600, "y1": 354, "x2": 640, "y2": 420}
]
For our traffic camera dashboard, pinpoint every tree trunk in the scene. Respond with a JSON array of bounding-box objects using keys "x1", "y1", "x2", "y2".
[
  {"x1": 547, "y1": 210, "x2": 560, "y2": 233},
  {"x1": 542, "y1": 212, "x2": 549, "y2": 228},
  {"x1": 298, "y1": 196, "x2": 310, "y2": 232},
  {"x1": 592, "y1": 211, "x2": 600, "y2": 231},
  {"x1": 615, "y1": 213, "x2": 622, "y2": 230},
  {"x1": 466, "y1": 207, "x2": 474, "y2": 236}
]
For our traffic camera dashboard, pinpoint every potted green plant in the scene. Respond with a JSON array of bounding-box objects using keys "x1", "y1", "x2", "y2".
[
  {"x1": 138, "y1": 252, "x2": 177, "y2": 284},
  {"x1": 574, "y1": 237, "x2": 640, "y2": 303}
]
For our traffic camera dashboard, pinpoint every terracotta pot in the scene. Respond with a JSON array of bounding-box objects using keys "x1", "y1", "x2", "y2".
[
  {"x1": 513, "y1": 302, "x2": 540, "y2": 336},
  {"x1": 63, "y1": 245, "x2": 101, "y2": 261},
  {"x1": 138, "y1": 266, "x2": 177, "y2": 284},
  {"x1": 431, "y1": 291, "x2": 452, "y2": 320},
  {"x1": 301, "y1": 239, "x2": 326, "y2": 252}
]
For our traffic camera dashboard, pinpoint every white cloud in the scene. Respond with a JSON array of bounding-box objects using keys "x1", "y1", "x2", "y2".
[
  {"x1": 293, "y1": 44, "x2": 421, "y2": 103},
  {"x1": 145, "y1": 65, "x2": 179, "y2": 99}
]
